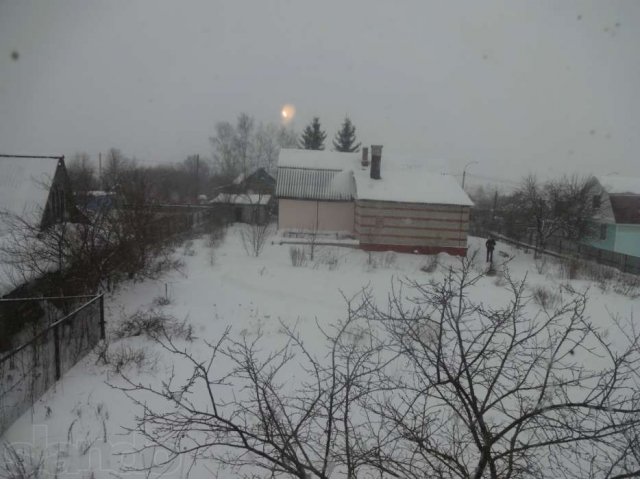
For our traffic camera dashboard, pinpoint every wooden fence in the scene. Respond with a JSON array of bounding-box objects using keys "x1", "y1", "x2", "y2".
[{"x1": 0, "y1": 294, "x2": 104, "y2": 434}]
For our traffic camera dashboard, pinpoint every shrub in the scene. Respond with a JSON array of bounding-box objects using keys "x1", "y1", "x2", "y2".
[
  {"x1": 314, "y1": 248, "x2": 339, "y2": 270},
  {"x1": 240, "y1": 223, "x2": 273, "y2": 257},
  {"x1": 531, "y1": 285, "x2": 562, "y2": 310},
  {"x1": 382, "y1": 252, "x2": 397, "y2": 269},
  {"x1": 420, "y1": 256, "x2": 438, "y2": 273},
  {"x1": 534, "y1": 256, "x2": 548, "y2": 274},
  {"x1": 289, "y1": 246, "x2": 307, "y2": 267},
  {"x1": 108, "y1": 345, "x2": 156, "y2": 374},
  {"x1": 182, "y1": 240, "x2": 196, "y2": 257},
  {"x1": 114, "y1": 310, "x2": 194, "y2": 341},
  {"x1": 0, "y1": 443, "x2": 45, "y2": 479}
]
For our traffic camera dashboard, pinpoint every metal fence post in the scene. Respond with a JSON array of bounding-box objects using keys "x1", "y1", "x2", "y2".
[
  {"x1": 99, "y1": 294, "x2": 105, "y2": 340},
  {"x1": 53, "y1": 323, "x2": 61, "y2": 381}
]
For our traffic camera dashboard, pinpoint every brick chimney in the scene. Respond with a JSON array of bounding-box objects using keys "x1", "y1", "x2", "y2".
[
  {"x1": 370, "y1": 145, "x2": 382, "y2": 179},
  {"x1": 361, "y1": 147, "x2": 369, "y2": 167}
]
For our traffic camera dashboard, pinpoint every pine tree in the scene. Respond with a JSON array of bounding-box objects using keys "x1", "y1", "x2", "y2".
[
  {"x1": 299, "y1": 117, "x2": 327, "y2": 150},
  {"x1": 332, "y1": 117, "x2": 361, "y2": 152}
]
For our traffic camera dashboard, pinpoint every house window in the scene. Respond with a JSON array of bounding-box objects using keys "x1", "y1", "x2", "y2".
[
  {"x1": 600, "y1": 224, "x2": 607, "y2": 240},
  {"x1": 592, "y1": 195, "x2": 601, "y2": 209}
]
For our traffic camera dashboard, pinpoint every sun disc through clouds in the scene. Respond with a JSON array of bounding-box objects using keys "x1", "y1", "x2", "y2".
[{"x1": 281, "y1": 104, "x2": 296, "y2": 124}]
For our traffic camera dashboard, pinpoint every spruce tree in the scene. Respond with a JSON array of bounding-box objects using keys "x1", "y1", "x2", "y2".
[
  {"x1": 332, "y1": 117, "x2": 361, "y2": 152},
  {"x1": 299, "y1": 117, "x2": 327, "y2": 150}
]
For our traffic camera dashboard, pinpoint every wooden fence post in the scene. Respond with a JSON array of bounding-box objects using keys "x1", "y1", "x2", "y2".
[
  {"x1": 99, "y1": 294, "x2": 105, "y2": 340},
  {"x1": 53, "y1": 323, "x2": 61, "y2": 381}
]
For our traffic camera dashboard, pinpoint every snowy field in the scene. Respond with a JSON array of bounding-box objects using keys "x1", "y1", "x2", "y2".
[{"x1": 2, "y1": 225, "x2": 639, "y2": 478}]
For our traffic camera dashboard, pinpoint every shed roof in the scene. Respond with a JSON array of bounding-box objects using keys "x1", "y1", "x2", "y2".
[
  {"x1": 276, "y1": 149, "x2": 472, "y2": 206},
  {"x1": 0, "y1": 156, "x2": 61, "y2": 234}
]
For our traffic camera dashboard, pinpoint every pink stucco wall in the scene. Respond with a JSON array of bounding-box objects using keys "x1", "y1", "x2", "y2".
[{"x1": 278, "y1": 199, "x2": 355, "y2": 233}]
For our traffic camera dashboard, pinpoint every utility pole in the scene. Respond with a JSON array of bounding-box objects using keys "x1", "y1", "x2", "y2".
[
  {"x1": 462, "y1": 161, "x2": 478, "y2": 190},
  {"x1": 195, "y1": 154, "x2": 200, "y2": 200}
]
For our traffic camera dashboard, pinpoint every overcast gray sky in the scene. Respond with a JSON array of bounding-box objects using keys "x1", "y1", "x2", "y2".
[{"x1": 1, "y1": 0, "x2": 638, "y2": 184}]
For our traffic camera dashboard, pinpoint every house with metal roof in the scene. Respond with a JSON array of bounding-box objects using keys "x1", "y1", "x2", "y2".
[
  {"x1": 587, "y1": 176, "x2": 640, "y2": 258},
  {"x1": 275, "y1": 147, "x2": 473, "y2": 256}
]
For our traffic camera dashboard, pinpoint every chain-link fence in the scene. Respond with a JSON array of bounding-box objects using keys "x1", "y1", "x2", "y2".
[{"x1": 0, "y1": 294, "x2": 104, "y2": 435}]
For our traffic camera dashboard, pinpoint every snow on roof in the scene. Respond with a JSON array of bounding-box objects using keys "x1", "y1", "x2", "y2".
[
  {"x1": 353, "y1": 166, "x2": 473, "y2": 206},
  {"x1": 598, "y1": 176, "x2": 640, "y2": 195},
  {"x1": 210, "y1": 193, "x2": 271, "y2": 205},
  {"x1": 276, "y1": 149, "x2": 472, "y2": 206},
  {"x1": 0, "y1": 156, "x2": 60, "y2": 234},
  {"x1": 278, "y1": 148, "x2": 360, "y2": 170},
  {"x1": 232, "y1": 172, "x2": 246, "y2": 185}
]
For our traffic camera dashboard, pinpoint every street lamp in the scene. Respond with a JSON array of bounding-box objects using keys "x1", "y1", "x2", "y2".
[{"x1": 462, "y1": 161, "x2": 478, "y2": 190}]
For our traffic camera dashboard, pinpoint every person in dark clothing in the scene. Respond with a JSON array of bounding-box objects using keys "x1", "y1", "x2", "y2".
[{"x1": 486, "y1": 237, "x2": 496, "y2": 263}]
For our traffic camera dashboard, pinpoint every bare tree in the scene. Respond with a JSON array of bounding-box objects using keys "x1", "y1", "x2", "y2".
[
  {"x1": 359, "y1": 260, "x2": 640, "y2": 478},
  {"x1": 101, "y1": 148, "x2": 134, "y2": 191},
  {"x1": 211, "y1": 114, "x2": 298, "y2": 179},
  {"x1": 238, "y1": 194, "x2": 273, "y2": 257},
  {"x1": 67, "y1": 152, "x2": 97, "y2": 193},
  {"x1": 504, "y1": 174, "x2": 600, "y2": 254},
  {"x1": 115, "y1": 296, "x2": 390, "y2": 478},
  {"x1": 114, "y1": 258, "x2": 640, "y2": 478}
]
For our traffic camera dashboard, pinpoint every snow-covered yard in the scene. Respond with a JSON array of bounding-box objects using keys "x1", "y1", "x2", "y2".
[{"x1": 2, "y1": 225, "x2": 639, "y2": 478}]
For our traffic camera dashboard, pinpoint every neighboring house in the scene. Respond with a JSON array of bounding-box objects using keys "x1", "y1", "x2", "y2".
[
  {"x1": 0, "y1": 154, "x2": 83, "y2": 296},
  {"x1": 276, "y1": 146, "x2": 473, "y2": 256},
  {"x1": 208, "y1": 193, "x2": 273, "y2": 224},
  {"x1": 229, "y1": 168, "x2": 276, "y2": 195},
  {"x1": 588, "y1": 176, "x2": 640, "y2": 258}
]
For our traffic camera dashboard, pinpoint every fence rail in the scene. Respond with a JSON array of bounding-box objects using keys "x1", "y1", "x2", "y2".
[
  {"x1": 486, "y1": 231, "x2": 640, "y2": 276},
  {"x1": 0, "y1": 294, "x2": 104, "y2": 434}
]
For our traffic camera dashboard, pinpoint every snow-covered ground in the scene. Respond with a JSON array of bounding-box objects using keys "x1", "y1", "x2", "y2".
[{"x1": 2, "y1": 225, "x2": 639, "y2": 477}]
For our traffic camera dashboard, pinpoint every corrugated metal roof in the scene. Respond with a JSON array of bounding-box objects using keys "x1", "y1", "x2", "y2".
[{"x1": 276, "y1": 167, "x2": 356, "y2": 201}]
